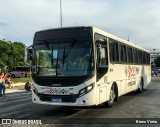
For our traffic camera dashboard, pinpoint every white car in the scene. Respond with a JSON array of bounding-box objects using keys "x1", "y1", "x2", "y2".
[{"x1": 9, "y1": 71, "x2": 25, "y2": 78}]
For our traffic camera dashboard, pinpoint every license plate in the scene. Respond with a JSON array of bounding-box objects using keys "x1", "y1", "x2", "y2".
[
  {"x1": 51, "y1": 98, "x2": 62, "y2": 102},
  {"x1": 43, "y1": 88, "x2": 70, "y2": 95}
]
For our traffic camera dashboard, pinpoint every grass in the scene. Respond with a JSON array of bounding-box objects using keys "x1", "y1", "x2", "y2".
[
  {"x1": 8, "y1": 85, "x2": 25, "y2": 90},
  {"x1": 11, "y1": 77, "x2": 32, "y2": 83},
  {"x1": 6, "y1": 77, "x2": 32, "y2": 90}
]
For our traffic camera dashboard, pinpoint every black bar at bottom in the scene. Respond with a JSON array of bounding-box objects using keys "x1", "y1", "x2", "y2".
[{"x1": 1, "y1": 118, "x2": 160, "y2": 124}]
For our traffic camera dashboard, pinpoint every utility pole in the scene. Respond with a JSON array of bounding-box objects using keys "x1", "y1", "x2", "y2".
[
  {"x1": 127, "y1": 35, "x2": 129, "y2": 41},
  {"x1": 153, "y1": 49, "x2": 156, "y2": 71},
  {"x1": 60, "y1": 0, "x2": 62, "y2": 27}
]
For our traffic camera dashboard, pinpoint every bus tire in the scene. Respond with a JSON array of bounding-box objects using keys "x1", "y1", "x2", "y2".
[
  {"x1": 137, "y1": 78, "x2": 144, "y2": 93},
  {"x1": 103, "y1": 85, "x2": 116, "y2": 108}
]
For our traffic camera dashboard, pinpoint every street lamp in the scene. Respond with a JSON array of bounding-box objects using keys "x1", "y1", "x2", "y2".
[
  {"x1": 153, "y1": 49, "x2": 156, "y2": 71},
  {"x1": 60, "y1": 0, "x2": 62, "y2": 27}
]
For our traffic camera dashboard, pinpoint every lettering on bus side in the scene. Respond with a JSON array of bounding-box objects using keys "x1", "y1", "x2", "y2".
[
  {"x1": 128, "y1": 81, "x2": 136, "y2": 86},
  {"x1": 125, "y1": 65, "x2": 140, "y2": 78}
]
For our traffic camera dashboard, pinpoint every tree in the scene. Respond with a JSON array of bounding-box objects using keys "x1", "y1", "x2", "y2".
[
  {"x1": 155, "y1": 57, "x2": 160, "y2": 67},
  {"x1": 0, "y1": 39, "x2": 26, "y2": 71}
]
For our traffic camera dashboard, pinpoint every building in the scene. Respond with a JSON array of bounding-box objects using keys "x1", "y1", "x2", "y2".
[{"x1": 150, "y1": 52, "x2": 160, "y2": 63}]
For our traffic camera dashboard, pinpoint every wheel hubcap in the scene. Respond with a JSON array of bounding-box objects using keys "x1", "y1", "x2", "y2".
[{"x1": 110, "y1": 89, "x2": 115, "y2": 103}]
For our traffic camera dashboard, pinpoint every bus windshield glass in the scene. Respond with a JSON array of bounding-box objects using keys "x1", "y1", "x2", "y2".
[{"x1": 32, "y1": 39, "x2": 94, "y2": 77}]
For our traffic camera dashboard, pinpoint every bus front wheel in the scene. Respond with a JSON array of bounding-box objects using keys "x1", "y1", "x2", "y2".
[
  {"x1": 137, "y1": 78, "x2": 144, "y2": 93},
  {"x1": 103, "y1": 85, "x2": 116, "y2": 107}
]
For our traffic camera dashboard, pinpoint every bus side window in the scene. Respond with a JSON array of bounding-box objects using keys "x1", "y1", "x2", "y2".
[
  {"x1": 96, "y1": 44, "x2": 107, "y2": 67},
  {"x1": 96, "y1": 42, "x2": 108, "y2": 81}
]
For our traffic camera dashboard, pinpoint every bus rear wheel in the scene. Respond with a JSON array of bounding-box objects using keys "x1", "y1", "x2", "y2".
[
  {"x1": 137, "y1": 78, "x2": 144, "y2": 93},
  {"x1": 103, "y1": 85, "x2": 116, "y2": 107}
]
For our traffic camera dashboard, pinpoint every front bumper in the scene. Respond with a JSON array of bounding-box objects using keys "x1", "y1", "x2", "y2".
[{"x1": 32, "y1": 90, "x2": 97, "y2": 106}]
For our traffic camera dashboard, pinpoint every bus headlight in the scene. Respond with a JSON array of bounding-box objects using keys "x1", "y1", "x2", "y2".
[
  {"x1": 79, "y1": 84, "x2": 94, "y2": 97},
  {"x1": 33, "y1": 87, "x2": 38, "y2": 96}
]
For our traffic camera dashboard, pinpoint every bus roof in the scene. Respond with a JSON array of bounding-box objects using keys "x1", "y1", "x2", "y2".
[
  {"x1": 35, "y1": 26, "x2": 149, "y2": 53},
  {"x1": 34, "y1": 26, "x2": 92, "y2": 42},
  {"x1": 92, "y1": 26, "x2": 150, "y2": 53},
  {"x1": 35, "y1": 26, "x2": 92, "y2": 33}
]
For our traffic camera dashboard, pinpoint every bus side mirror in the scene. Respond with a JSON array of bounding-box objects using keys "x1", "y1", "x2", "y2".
[
  {"x1": 25, "y1": 45, "x2": 33, "y2": 66},
  {"x1": 96, "y1": 39, "x2": 106, "y2": 45}
]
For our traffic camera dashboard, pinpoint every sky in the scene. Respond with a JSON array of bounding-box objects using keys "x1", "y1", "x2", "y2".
[{"x1": 0, "y1": 0, "x2": 160, "y2": 52}]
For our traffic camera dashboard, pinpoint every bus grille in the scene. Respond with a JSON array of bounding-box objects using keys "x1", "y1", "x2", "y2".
[{"x1": 38, "y1": 93, "x2": 78, "y2": 103}]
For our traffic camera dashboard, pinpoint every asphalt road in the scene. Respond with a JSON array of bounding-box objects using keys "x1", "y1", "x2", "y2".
[{"x1": 0, "y1": 77, "x2": 160, "y2": 127}]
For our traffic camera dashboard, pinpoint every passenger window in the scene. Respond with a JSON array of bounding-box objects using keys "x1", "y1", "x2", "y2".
[
  {"x1": 109, "y1": 39, "x2": 119, "y2": 63},
  {"x1": 97, "y1": 44, "x2": 107, "y2": 67}
]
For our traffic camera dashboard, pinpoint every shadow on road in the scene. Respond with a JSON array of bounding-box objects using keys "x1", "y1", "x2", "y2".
[{"x1": 41, "y1": 107, "x2": 81, "y2": 118}]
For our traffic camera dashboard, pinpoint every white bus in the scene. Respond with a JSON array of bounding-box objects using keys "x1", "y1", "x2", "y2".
[
  {"x1": 9, "y1": 66, "x2": 31, "y2": 78},
  {"x1": 25, "y1": 26, "x2": 151, "y2": 107}
]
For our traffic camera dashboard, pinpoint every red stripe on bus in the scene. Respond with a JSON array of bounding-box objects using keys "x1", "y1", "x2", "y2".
[{"x1": 97, "y1": 84, "x2": 101, "y2": 86}]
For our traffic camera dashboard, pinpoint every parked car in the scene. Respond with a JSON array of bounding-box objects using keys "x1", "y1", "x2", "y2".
[
  {"x1": 8, "y1": 66, "x2": 31, "y2": 78},
  {"x1": 157, "y1": 69, "x2": 160, "y2": 73}
]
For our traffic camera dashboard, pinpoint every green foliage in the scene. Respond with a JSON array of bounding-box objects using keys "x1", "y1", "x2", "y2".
[
  {"x1": 155, "y1": 57, "x2": 160, "y2": 67},
  {"x1": 12, "y1": 78, "x2": 32, "y2": 83},
  {"x1": 0, "y1": 40, "x2": 26, "y2": 71}
]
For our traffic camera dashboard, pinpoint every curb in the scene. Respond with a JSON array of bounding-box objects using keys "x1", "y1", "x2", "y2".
[
  {"x1": 6, "y1": 89, "x2": 26, "y2": 94},
  {"x1": 6, "y1": 82, "x2": 25, "y2": 88}
]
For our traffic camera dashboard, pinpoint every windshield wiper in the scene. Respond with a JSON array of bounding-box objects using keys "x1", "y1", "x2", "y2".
[
  {"x1": 43, "y1": 41, "x2": 52, "y2": 58},
  {"x1": 56, "y1": 44, "x2": 59, "y2": 76},
  {"x1": 62, "y1": 39, "x2": 76, "y2": 66},
  {"x1": 64, "y1": 39, "x2": 76, "y2": 59},
  {"x1": 42, "y1": 41, "x2": 54, "y2": 67},
  {"x1": 63, "y1": 46, "x2": 65, "y2": 66}
]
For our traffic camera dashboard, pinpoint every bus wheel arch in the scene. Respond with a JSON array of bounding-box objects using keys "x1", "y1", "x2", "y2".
[
  {"x1": 113, "y1": 82, "x2": 118, "y2": 102},
  {"x1": 103, "y1": 82, "x2": 118, "y2": 107},
  {"x1": 137, "y1": 77, "x2": 144, "y2": 93}
]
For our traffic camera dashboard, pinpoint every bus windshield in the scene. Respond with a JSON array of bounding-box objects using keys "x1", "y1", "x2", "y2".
[{"x1": 32, "y1": 39, "x2": 94, "y2": 77}]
